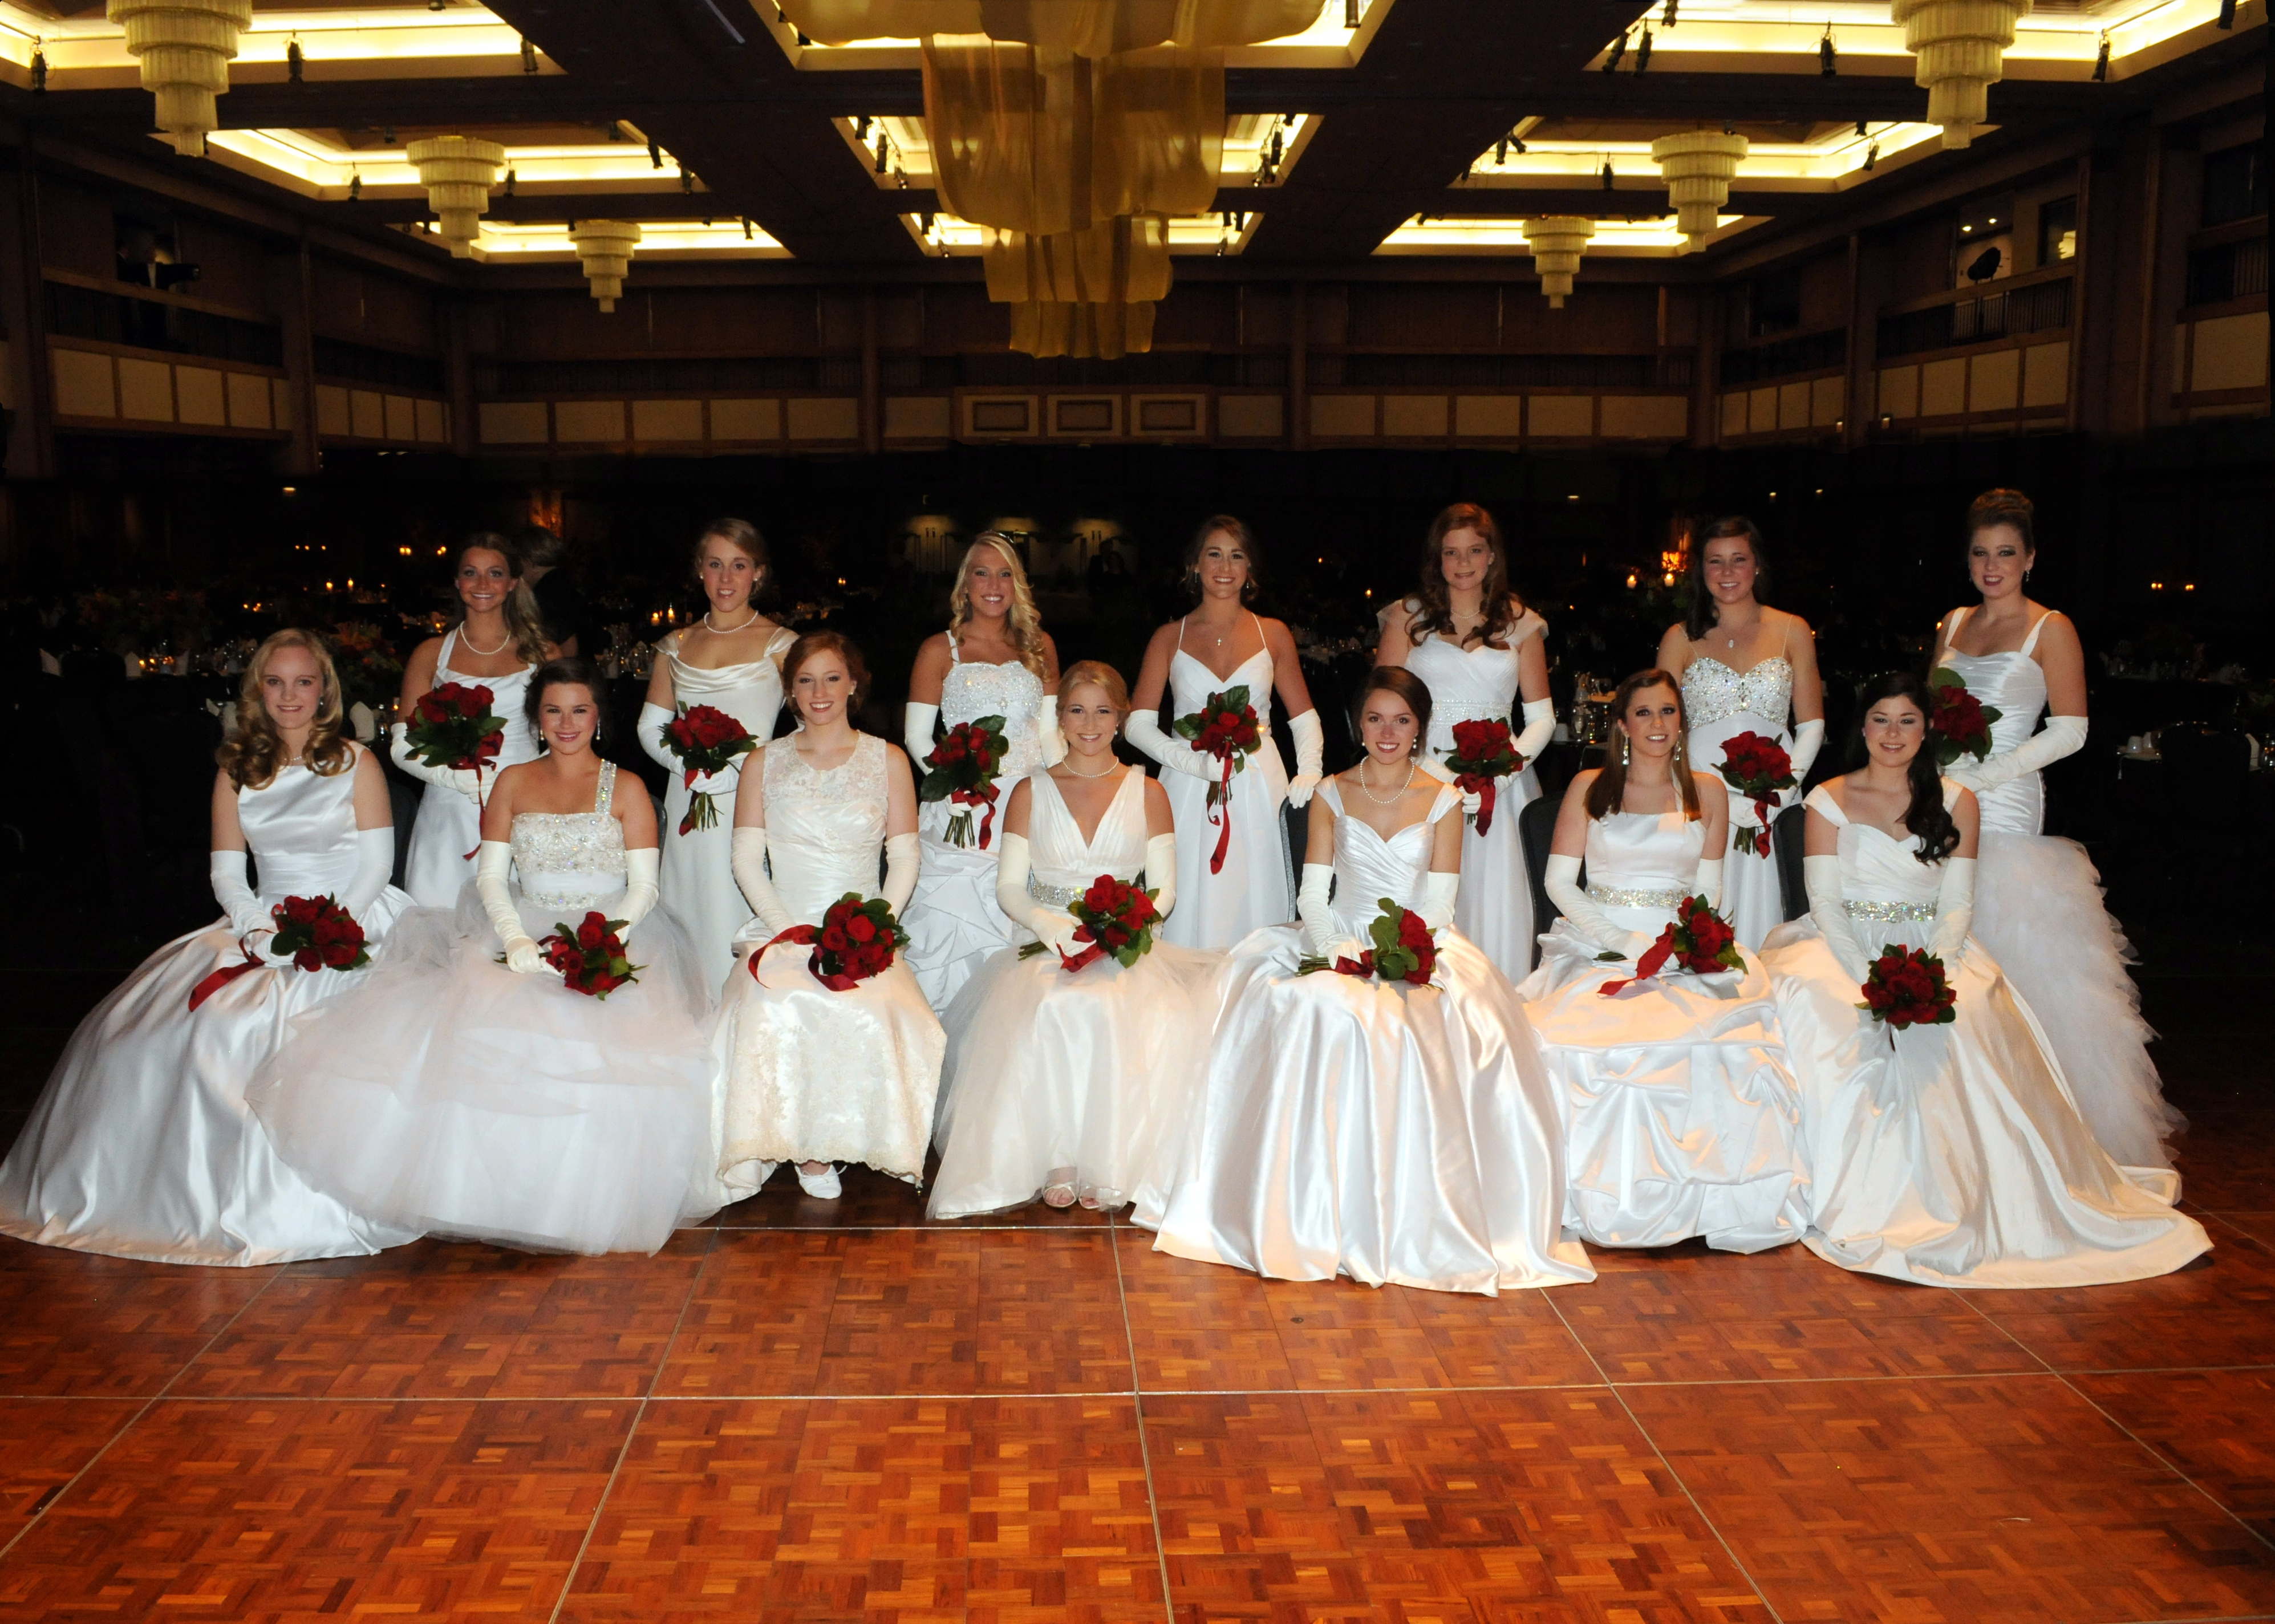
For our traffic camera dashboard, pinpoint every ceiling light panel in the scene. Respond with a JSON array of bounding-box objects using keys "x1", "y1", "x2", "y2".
[
  {"x1": 757, "y1": 0, "x2": 1386, "y2": 71},
  {"x1": 205, "y1": 127, "x2": 690, "y2": 201},
  {"x1": 903, "y1": 210, "x2": 1263, "y2": 255},
  {"x1": 394, "y1": 217, "x2": 788, "y2": 262},
  {"x1": 0, "y1": 3, "x2": 549, "y2": 87},
  {"x1": 1464, "y1": 119, "x2": 1944, "y2": 192},
  {"x1": 1376, "y1": 214, "x2": 1766, "y2": 255}
]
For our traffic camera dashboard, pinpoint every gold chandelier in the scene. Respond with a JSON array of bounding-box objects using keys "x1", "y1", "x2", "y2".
[
  {"x1": 107, "y1": 0, "x2": 251, "y2": 157},
  {"x1": 407, "y1": 136, "x2": 508, "y2": 259},
  {"x1": 1892, "y1": 0, "x2": 2033, "y2": 149},
  {"x1": 1522, "y1": 218, "x2": 1595, "y2": 308}
]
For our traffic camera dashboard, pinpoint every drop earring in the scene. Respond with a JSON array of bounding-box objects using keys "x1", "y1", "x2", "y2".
[{"x1": 1620, "y1": 732, "x2": 1632, "y2": 766}]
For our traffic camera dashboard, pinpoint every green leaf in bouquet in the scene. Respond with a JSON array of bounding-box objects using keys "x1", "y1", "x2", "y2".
[
  {"x1": 1595, "y1": 949, "x2": 1628, "y2": 961},
  {"x1": 1928, "y1": 666, "x2": 1964, "y2": 691},
  {"x1": 1219, "y1": 685, "x2": 1251, "y2": 712}
]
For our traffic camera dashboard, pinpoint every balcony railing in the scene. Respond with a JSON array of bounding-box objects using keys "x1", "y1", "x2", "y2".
[
  {"x1": 1718, "y1": 327, "x2": 1846, "y2": 388},
  {"x1": 1877, "y1": 275, "x2": 2071, "y2": 360}
]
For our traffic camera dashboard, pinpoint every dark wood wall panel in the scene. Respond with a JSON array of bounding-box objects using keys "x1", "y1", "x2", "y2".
[
  {"x1": 38, "y1": 180, "x2": 113, "y2": 283},
  {"x1": 311, "y1": 257, "x2": 437, "y2": 351},
  {"x1": 1347, "y1": 282, "x2": 1499, "y2": 350}
]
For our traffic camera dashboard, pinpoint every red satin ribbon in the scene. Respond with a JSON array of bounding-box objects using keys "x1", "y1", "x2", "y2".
[
  {"x1": 951, "y1": 785, "x2": 999, "y2": 849},
  {"x1": 188, "y1": 944, "x2": 265, "y2": 1010},
  {"x1": 749, "y1": 924, "x2": 874, "y2": 992},
  {"x1": 1206, "y1": 753, "x2": 1235, "y2": 874},
  {"x1": 461, "y1": 762, "x2": 491, "y2": 862},
  {"x1": 1332, "y1": 952, "x2": 1374, "y2": 978},
  {"x1": 1740, "y1": 793, "x2": 1778, "y2": 855},
  {"x1": 1597, "y1": 926, "x2": 1678, "y2": 997},
  {"x1": 1455, "y1": 774, "x2": 1499, "y2": 835}
]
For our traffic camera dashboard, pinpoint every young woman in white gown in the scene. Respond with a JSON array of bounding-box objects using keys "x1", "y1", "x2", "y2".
[
  {"x1": 1376, "y1": 502, "x2": 1557, "y2": 981},
  {"x1": 1760, "y1": 672, "x2": 2209, "y2": 1286},
  {"x1": 1657, "y1": 519, "x2": 1824, "y2": 949},
  {"x1": 0, "y1": 631, "x2": 415, "y2": 1266},
  {"x1": 1930, "y1": 488, "x2": 2181, "y2": 1171},
  {"x1": 1127, "y1": 516, "x2": 1323, "y2": 949},
  {"x1": 252, "y1": 659, "x2": 716, "y2": 1256},
  {"x1": 1149, "y1": 668, "x2": 1591, "y2": 1296},
  {"x1": 1519, "y1": 669, "x2": 1808, "y2": 1254},
  {"x1": 715, "y1": 632, "x2": 943, "y2": 1200},
  {"x1": 390, "y1": 536, "x2": 551, "y2": 907},
  {"x1": 901, "y1": 534, "x2": 1061, "y2": 1011},
  {"x1": 929, "y1": 661, "x2": 1219, "y2": 1219},
  {"x1": 638, "y1": 518, "x2": 796, "y2": 990}
]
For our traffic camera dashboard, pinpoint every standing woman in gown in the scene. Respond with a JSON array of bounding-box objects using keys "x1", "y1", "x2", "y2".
[
  {"x1": 1761, "y1": 672, "x2": 2207, "y2": 1285},
  {"x1": 1931, "y1": 489, "x2": 2181, "y2": 1170},
  {"x1": 716, "y1": 632, "x2": 942, "y2": 1201},
  {"x1": 1657, "y1": 518, "x2": 1824, "y2": 949},
  {"x1": 1149, "y1": 668, "x2": 1591, "y2": 1295},
  {"x1": 253, "y1": 659, "x2": 716, "y2": 1256},
  {"x1": 1376, "y1": 501, "x2": 1557, "y2": 982},
  {"x1": 901, "y1": 534, "x2": 1061, "y2": 1011},
  {"x1": 639, "y1": 518, "x2": 796, "y2": 990},
  {"x1": 1519, "y1": 669, "x2": 1808, "y2": 1254},
  {"x1": 1126, "y1": 516, "x2": 1324, "y2": 949},
  {"x1": 0, "y1": 630, "x2": 416, "y2": 1265},
  {"x1": 391, "y1": 536, "x2": 551, "y2": 907}
]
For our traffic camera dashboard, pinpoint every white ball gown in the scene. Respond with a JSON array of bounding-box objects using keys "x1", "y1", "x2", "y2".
[
  {"x1": 249, "y1": 762, "x2": 717, "y2": 1255},
  {"x1": 1519, "y1": 806, "x2": 1808, "y2": 1253},
  {"x1": 1760, "y1": 783, "x2": 2209, "y2": 1287},
  {"x1": 1934, "y1": 606, "x2": 2181, "y2": 1169},
  {"x1": 1681, "y1": 654, "x2": 1795, "y2": 949},
  {"x1": 1159, "y1": 618, "x2": 1295, "y2": 949},
  {"x1": 652, "y1": 625, "x2": 794, "y2": 990},
  {"x1": 1149, "y1": 780, "x2": 1592, "y2": 1296},
  {"x1": 1402, "y1": 602, "x2": 1547, "y2": 981},
  {"x1": 401, "y1": 628, "x2": 541, "y2": 908},
  {"x1": 902, "y1": 635, "x2": 1045, "y2": 1010},
  {"x1": 712, "y1": 733, "x2": 944, "y2": 1191},
  {"x1": 929, "y1": 768, "x2": 1221, "y2": 1219},
  {"x1": 0, "y1": 746, "x2": 417, "y2": 1266}
]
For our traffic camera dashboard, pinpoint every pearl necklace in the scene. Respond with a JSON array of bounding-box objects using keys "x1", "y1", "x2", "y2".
[
  {"x1": 1063, "y1": 754, "x2": 1121, "y2": 779},
  {"x1": 1355, "y1": 757, "x2": 1416, "y2": 805},
  {"x1": 457, "y1": 623, "x2": 511, "y2": 657},
  {"x1": 704, "y1": 608, "x2": 762, "y2": 635}
]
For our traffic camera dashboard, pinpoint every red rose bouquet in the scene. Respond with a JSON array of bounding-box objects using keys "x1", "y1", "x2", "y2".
[
  {"x1": 1019, "y1": 874, "x2": 1162, "y2": 972},
  {"x1": 188, "y1": 893, "x2": 370, "y2": 1009},
  {"x1": 402, "y1": 681, "x2": 508, "y2": 855},
  {"x1": 1716, "y1": 730, "x2": 1797, "y2": 856},
  {"x1": 1927, "y1": 668, "x2": 2002, "y2": 766},
  {"x1": 919, "y1": 716, "x2": 1009, "y2": 848},
  {"x1": 1172, "y1": 684, "x2": 1264, "y2": 874},
  {"x1": 660, "y1": 703, "x2": 758, "y2": 834},
  {"x1": 1442, "y1": 717, "x2": 1523, "y2": 834},
  {"x1": 1599, "y1": 894, "x2": 1745, "y2": 995},
  {"x1": 1856, "y1": 945, "x2": 1957, "y2": 1029},
  {"x1": 538, "y1": 911, "x2": 642, "y2": 998},
  {"x1": 1299, "y1": 896, "x2": 1438, "y2": 987},
  {"x1": 753, "y1": 892, "x2": 909, "y2": 990}
]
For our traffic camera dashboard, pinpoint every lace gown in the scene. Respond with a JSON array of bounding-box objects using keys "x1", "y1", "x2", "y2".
[
  {"x1": 712, "y1": 734, "x2": 945, "y2": 1190},
  {"x1": 1147, "y1": 781, "x2": 1592, "y2": 1295},
  {"x1": 658, "y1": 626, "x2": 795, "y2": 990},
  {"x1": 1682, "y1": 655, "x2": 1795, "y2": 949},
  {"x1": 1518, "y1": 808, "x2": 1808, "y2": 1253},
  {"x1": 250, "y1": 762, "x2": 717, "y2": 1254},
  {"x1": 1935, "y1": 607, "x2": 2180, "y2": 1170},
  {"x1": 903, "y1": 636, "x2": 1046, "y2": 1010},
  {"x1": 929, "y1": 768, "x2": 1223, "y2": 1219},
  {"x1": 1160, "y1": 623, "x2": 1295, "y2": 949},
  {"x1": 0, "y1": 747, "x2": 415, "y2": 1265},
  {"x1": 1760, "y1": 785, "x2": 2209, "y2": 1286},
  {"x1": 403, "y1": 628, "x2": 541, "y2": 908},
  {"x1": 1402, "y1": 604, "x2": 1547, "y2": 981}
]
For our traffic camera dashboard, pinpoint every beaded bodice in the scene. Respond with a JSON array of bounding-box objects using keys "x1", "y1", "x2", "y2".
[
  {"x1": 510, "y1": 762, "x2": 624, "y2": 910},
  {"x1": 1681, "y1": 655, "x2": 1793, "y2": 732},
  {"x1": 942, "y1": 632, "x2": 1045, "y2": 781},
  {"x1": 764, "y1": 732, "x2": 888, "y2": 925}
]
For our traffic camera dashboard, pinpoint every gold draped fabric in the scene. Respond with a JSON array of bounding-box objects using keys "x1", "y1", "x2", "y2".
[
  {"x1": 782, "y1": 1, "x2": 1321, "y2": 54},
  {"x1": 984, "y1": 213, "x2": 1168, "y2": 358}
]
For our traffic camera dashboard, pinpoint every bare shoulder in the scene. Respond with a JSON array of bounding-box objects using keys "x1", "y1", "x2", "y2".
[
  {"x1": 1568, "y1": 766, "x2": 1603, "y2": 794},
  {"x1": 1768, "y1": 604, "x2": 1814, "y2": 639},
  {"x1": 1260, "y1": 615, "x2": 1298, "y2": 651},
  {"x1": 1690, "y1": 768, "x2": 1726, "y2": 798},
  {"x1": 1140, "y1": 772, "x2": 1172, "y2": 817}
]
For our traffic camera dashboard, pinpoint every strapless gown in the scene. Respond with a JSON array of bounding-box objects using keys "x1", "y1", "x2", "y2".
[
  {"x1": 402, "y1": 627, "x2": 542, "y2": 908},
  {"x1": 1682, "y1": 654, "x2": 1795, "y2": 950}
]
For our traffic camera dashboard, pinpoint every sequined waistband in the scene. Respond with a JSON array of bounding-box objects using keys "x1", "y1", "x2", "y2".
[
  {"x1": 1028, "y1": 877, "x2": 1085, "y2": 908},
  {"x1": 1844, "y1": 898, "x2": 1936, "y2": 922},
  {"x1": 1588, "y1": 884, "x2": 1685, "y2": 910},
  {"x1": 1435, "y1": 703, "x2": 1510, "y2": 725},
  {"x1": 524, "y1": 887, "x2": 622, "y2": 913}
]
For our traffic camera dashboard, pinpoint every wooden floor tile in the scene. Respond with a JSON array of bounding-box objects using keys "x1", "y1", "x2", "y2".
[
  {"x1": 2169, "y1": 1107, "x2": 2275, "y2": 1211},
  {"x1": 1626, "y1": 1374, "x2": 2275, "y2": 1623},
  {"x1": 708, "y1": 1160, "x2": 1111, "y2": 1232},
  {"x1": 2071, "y1": 1367, "x2": 2275, "y2": 1540},
  {"x1": 0, "y1": 1241, "x2": 278, "y2": 1398},
  {"x1": 0, "y1": 1398, "x2": 143, "y2": 1545},
  {"x1": 1960, "y1": 1230, "x2": 2275, "y2": 1372},
  {"x1": 2209, "y1": 1211, "x2": 2275, "y2": 1245},
  {"x1": 0, "y1": 1397, "x2": 636, "y2": 1620}
]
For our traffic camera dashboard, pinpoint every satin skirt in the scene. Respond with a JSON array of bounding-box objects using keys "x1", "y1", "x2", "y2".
[
  {"x1": 249, "y1": 889, "x2": 719, "y2": 1256},
  {"x1": 402, "y1": 779, "x2": 481, "y2": 908},
  {"x1": 1759, "y1": 920, "x2": 2209, "y2": 1288},
  {"x1": 1689, "y1": 717, "x2": 1791, "y2": 951},
  {"x1": 1446, "y1": 762, "x2": 1540, "y2": 982},
  {"x1": 928, "y1": 939, "x2": 1224, "y2": 1219},
  {"x1": 1520, "y1": 918, "x2": 1807, "y2": 1254},
  {"x1": 660, "y1": 764, "x2": 755, "y2": 995},
  {"x1": 1147, "y1": 924, "x2": 1593, "y2": 1296},
  {"x1": 902, "y1": 803, "x2": 1022, "y2": 1012},
  {"x1": 0, "y1": 899, "x2": 417, "y2": 1266},
  {"x1": 1158, "y1": 749, "x2": 1293, "y2": 951}
]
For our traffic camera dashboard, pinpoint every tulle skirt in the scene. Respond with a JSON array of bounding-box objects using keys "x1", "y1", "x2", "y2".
[
  {"x1": 1759, "y1": 921, "x2": 2209, "y2": 1288},
  {"x1": 928, "y1": 939, "x2": 1224, "y2": 1219},
  {"x1": 660, "y1": 767, "x2": 753, "y2": 996},
  {"x1": 902, "y1": 808, "x2": 1022, "y2": 1012},
  {"x1": 1158, "y1": 759, "x2": 1295, "y2": 951},
  {"x1": 1519, "y1": 917, "x2": 1807, "y2": 1253},
  {"x1": 0, "y1": 895, "x2": 418, "y2": 1267},
  {"x1": 1448, "y1": 762, "x2": 1541, "y2": 982},
  {"x1": 1147, "y1": 924, "x2": 1592, "y2": 1296},
  {"x1": 249, "y1": 888, "x2": 719, "y2": 1256}
]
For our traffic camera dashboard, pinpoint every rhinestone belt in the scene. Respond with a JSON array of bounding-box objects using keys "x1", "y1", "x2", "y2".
[
  {"x1": 1028, "y1": 878, "x2": 1086, "y2": 908},
  {"x1": 1844, "y1": 898, "x2": 1936, "y2": 922},
  {"x1": 1588, "y1": 884, "x2": 1684, "y2": 909}
]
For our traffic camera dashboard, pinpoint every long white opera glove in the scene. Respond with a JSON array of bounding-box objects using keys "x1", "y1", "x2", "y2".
[
  {"x1": 1694, "y1": 857, "x2": 1725, "y2": 912},
  {"x1": 619, "y1": 846, "x2": 660, "y2": 932},
  {"x1": 902, "y1": 701, "x2": 939, "y2": 771},
  {"x1": 1297, "y1": 862, "x2": 1341, "y2": 957},
  {"x1": 729, "y1": 826, "x2": 798, "y2": 941},
  {"x1": 1417, "y1": 870, "x2": 1458, "y2": 933},
  {"x1": 637, "y1": 701, "x2": 680, "y2": 776},
  {"x1": 1543, "y1": 854, "x2": 1654, "y2": 959},
  {"x1": 1125, "y1": 707, "x2": 1214, "y2": 779},
  {"x1": 1142, "y1": 832, "x2": 1179, "y2": 920},
  {"x1": 1284, "y1": 709, "x2": 1325, "y2": 808},
  {"x1": 1803, "y1": 854, "x2": 1870, "y2": 982},
  {"x1": 390, "y1": 721, "x2": 486, "y2": 805},
  {"x1": 1512, "y1": 697, "x2": 1556, "y2": 767},
  {"x1": 210, "y1": 850, "x2": 284, "y2": 955},
  {"x1": 1036, "y1": 695, "x2": 1068, "y2": 766},
  {"x1": 1929, "y1": 855, "x2": 1975, "y2": 965},
  {"x1": 1786, "y1": 718, "x2": 1825, "y2": 792},
  {"x1": 992, "y1": 833, "x2": 1083, "y2": 956},
  {"x1": 882, "y1": 831, "x2": 920, "y2": 917},
  {"x1": 341, "y1": 827, "x2": 395, "y2": 918},
  {"x1": 1961, "y1": 713, "x2": 2086, "y2": 791},
  {"x1": 477, "y1": 840, "x2": 548, "y2": 975}
]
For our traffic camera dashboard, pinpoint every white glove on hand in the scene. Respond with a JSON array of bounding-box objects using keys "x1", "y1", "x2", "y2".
[
  {"x1": 476, "y1": 839, "x2": 549, "y2": 975},
  {"x1": 638, "y1": 701, "x2": 680, "y2": 776},
  {"x1": 1284, "y1": 709, "x2": 1324, "y2": 809},
  {"x1": 1417, "y1": 870, "x2": 1458, "y2": 933},
  {"x1": 1125, "y1": 707, "x2": 1215, "y2": 780},
  {"x1": 1142, "y1": 831, "x2": 1179, "y2": 921},
  {"x1": 729, "y1": 826, "x2": 798, "y2": 941},
  {"x1": 1967, "y1": 713, "x2": 2086, "y2": 791},
  {"x1": 882, "y1": 831, "x2": 920, "y2": 917},
  {"x1": 341, "y1": 827, "x2": 396, "y2": 919},
  {"x1": 1804, "y1": 853, "x2": 1870, "y2": 982},
  {"x1": 210, "y1": 850, "x2": 283, "y2": 955},
  {"x1": 1929, "y1": 855, "x2": 1975, "y2": 965},
  {"x1": 1786, "y1": 718, "x2": 1825, "y2": 799},
  {"x1": 390, "y1": 721, "x2": 486, "y2": 805},
  {"x1": 1036, "y1": 695, "x2": 1068, "y2": 766},
  {"x1": 902, "y1": 702, "x2": 939, "y2": 772},
  {"x1": 1694, "y1": 857, "x2": 1725, "y2": 912},
  {"x1": 1512, "y1": 697, "x2": 1555, "y2": 768},
  {"x1": 1544, "y1": 854, "x2": 1654, "y2": 959},
  {"x1": 992, "y1": 833, "x2": 1084, "y2": 956},
  {"x1": 619, "y1": 846, "x2": 660, "y2": 932},
  {"x1": 1297, "y1": 861, "x2": 1340, "y2": 958}
]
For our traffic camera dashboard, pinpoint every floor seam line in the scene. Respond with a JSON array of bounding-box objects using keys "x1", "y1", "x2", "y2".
[{"x1": 1109, "y1": 1229, "x2": 1178, "y2": 1624}]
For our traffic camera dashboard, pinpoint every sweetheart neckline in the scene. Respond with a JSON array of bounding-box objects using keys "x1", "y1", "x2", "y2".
[{"x1": 1685, "y1": 653, "x2": 1793, "y2": 681}]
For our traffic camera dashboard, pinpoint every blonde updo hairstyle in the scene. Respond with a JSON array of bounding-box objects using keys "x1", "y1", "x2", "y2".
[
  {"x1": 218, "y1": 628, "x2": 355, "y2": 790},
  {"x1": 948, "y1": 533, "x2": 1049, "y2": 680},
  {"x1": 1058, "y1": 660, "x2": 1130, "y2": 726}
]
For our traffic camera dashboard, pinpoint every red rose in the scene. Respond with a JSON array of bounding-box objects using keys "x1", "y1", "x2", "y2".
[{"x1": 847, "y1": 912, "x2": 877, "y2": 943}]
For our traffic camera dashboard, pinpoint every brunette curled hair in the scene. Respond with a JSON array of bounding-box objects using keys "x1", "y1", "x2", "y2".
[
  {"x1": 1682, "y1": 516, "x2": 1774, "y2": 642},
  {"x1": 1182, "y1": 514, "x2": 1263, "y2": 603},
  {"x1": 1850, "y1": 671, "x2": 1962, "y2": 864},
  {"x1": 218, "y1": 629, "x2": 355, "y2": 790},
  {"x1": 1404, "y1": 502, "x2": 1526, "y2": 649},
  {"x1": 1583, "y1": 669, "x2": 1703, "y2": 823}
]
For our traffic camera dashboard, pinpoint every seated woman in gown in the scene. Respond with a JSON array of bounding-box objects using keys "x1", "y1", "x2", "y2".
[
  {"x1": 1519, "y1": 668, "x2": 1808, "y2": 1254},
  {"x1": 0, "y1": 629, "x2": 415, "y2": 1266},
  {"x1": 928, "y1": 660, "x2": 1220, "y2": 1219},
  {"x1": 251, "y1": 658, "x2": 717, "y2": 1256},
  {"x1": 1147, "y1": 667, "x2": 1592, "y2": 1296},
  {"x1": 1760, "y1": 671, "x2": 2209, "y2": 1287}
]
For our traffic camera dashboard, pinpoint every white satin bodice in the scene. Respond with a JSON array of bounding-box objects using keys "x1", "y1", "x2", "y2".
[
  {"x1": 1681, "y1": 655, "x2": 1793, "y2": 733},
  {"x1": 1401, "y1": 606, "x2": 1545, "y2": 755},
  {"x1": 1028, "y1": 768, "x2": 1147, "y2": 888},
  {"x1": 763, "y1": 732, "x2": 887, "y2": 924},
  {"x1": 666, "y1": 626, "x2": 793, "y2": 741},
  {"x1": 943, "y1": 634, "x2": 1046, "y2": 782},
  {"x1": 510, "y1": 762, "x2": 626, "y2": 911},
  {"x1": 241, "y1": 748, "x2": 369, "y2": 903},
  {"x1": 1804, "y1": 783, "x2": 1954, "y2": 911},
  {"x1": 1320, "y1": 779, "x2": 1458, "y2": 934},
  {"x1": 1583, "y1": 807, "x2": 1705, "y2": 895},
  {"x1": 1936, "y1": 607, "x2": 2054, "y2": 834},
  {"x1": 436, "y1": 627, "x2": 541, "y2": 769}
]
